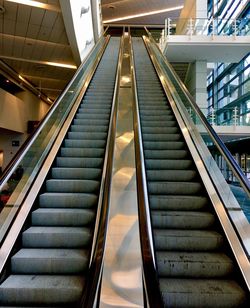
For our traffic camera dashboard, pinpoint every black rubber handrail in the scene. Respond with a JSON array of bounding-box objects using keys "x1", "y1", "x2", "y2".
[
  {"x1": 79, "y1": 34, "x2": 124, "y2": 308},
  {"x1": 130, "y1": 35, "x2": 163, "y2": 308},
  {"x1": 144, "y1": 27, "x2": 250, "y2": 198},
  {"x1": 0, "y1": 28, "x2": 110, "y2": 190}
]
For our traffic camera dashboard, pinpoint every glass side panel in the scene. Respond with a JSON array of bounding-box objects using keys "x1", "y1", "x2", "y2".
[{"x1": 0, "y1": 36, "x2": 107, "y2": 243}]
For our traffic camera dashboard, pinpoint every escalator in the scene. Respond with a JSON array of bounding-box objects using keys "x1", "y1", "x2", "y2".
[
  {"x1": 0, "y1": 37, "x2": 120, "y2": 307},
  {"x1": 132, "y1": 37, "x2": 249, "y2": 306}
]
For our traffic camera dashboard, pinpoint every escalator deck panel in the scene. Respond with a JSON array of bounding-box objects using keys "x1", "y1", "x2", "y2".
[
  {"x1": 0, "y1": 38, "x2": 120, "y2": 306},
  {"x1": 132, "y1": 37, "x2": 248, "y2": 307}
]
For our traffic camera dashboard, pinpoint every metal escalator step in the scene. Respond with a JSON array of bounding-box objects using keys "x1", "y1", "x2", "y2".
[
  {"x1": 51, "y1": 167, "x2": 102, "y2": 180},
  {"x1": 11, "y1": 249, "x2": 89, "y2": 274},
  {"x1": 60, "y1": 147, "x2": 105, "y2": 157},
  {"x1": 139, "y1": 105, "x2": 170, "y2": 111},
  {"x1": 39, "y1": 193, "x2": 98, "y2": 209},
  {"x1": 0, "y1": 275, "x2": 85, "y2": 306},
  {"x1": 140, "y1": 116, "x2": 175, "y2": 122},
  {"x1": 142, "y1": 127, "x2": 178, "y2": 134},
  {"x1": 70, "y1": 125, "x2": 108, "y2": 133},
  {"x1": 147, "y1": 169, "x2": 197, "y2": 181},
  {"x1": 46, "y1": 179, "x2": 100, "y2": 193},
  {"x1": 156, "y1": 252, "x2": 233, "y2": 278},
  {"x1": 64, "y1": 139, "x2": 106, "y2": 148},
  {"x1": 56, "y1": 157, "x2": 103, "y2": 168},
  {"x1": 140, "y1": 106, "x2": 175, "y2": 116},
  {"x1": 149, "y1": 195, "x2": 209, "y2": 210},
  {"x1": 159, "y1": 278, "x2": 247, "y2": 307},
  {"x1": 148, "y1": 181, "x2": 203, "y2": 195},
  {"x1": 77, "y1": 105, "x2": 110, "y2": 115},
  {"x1": 76, "y1": 113, "x2": 110, "y2": 120},
  {"x1": 154, "y1": 229, "x2": 223, "y2": 251},
  {"x1": 144, "y1": 149, "x2": 189, "y2": 159},
  {"x1": 143, "y1": 133, "x2": 181, "y2": 141},
  {"x1": 143, "y1": 141, "x2": 185, "y2": 150},
  {"x1": 151, "y1": 211, "x2": 215, "y2": 229},
  {"x1": 22, "y1": 227, "x2": 92, "y2": 248},
  {"x1": 145, "y1": 159, "x2": 193, "y2": 170},
  {"x1": 73, "y1": 119, "x2": 109, "y2": 126},
  {"x1": 32, "y1": 208, "x2": 95, "y2": 226},
  {"x1": 67, "y1": 131, "x2": 107, "y2": 140},
  {"x1": 141, "y1": 120, "x2": 176, "y2": 127}
]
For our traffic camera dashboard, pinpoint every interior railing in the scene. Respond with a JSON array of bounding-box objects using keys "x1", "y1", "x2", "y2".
[
  {"x1": 143, "y1": 28, "x2": 250, "y2": 278},
  {"x1": 0, "y1": 32, "x2": 110, "y2": 245},
  {"x1": 145, "y1": 27, "x2": 250, "y2": 202}
]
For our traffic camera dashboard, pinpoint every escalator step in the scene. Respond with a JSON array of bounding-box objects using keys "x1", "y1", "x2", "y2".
[
  {"x1": 70, "y1": 124, "x2": 108, "y2": 132},
  {"x1": 143, "y1": 133, "x2": 181, "y2": 141},
  {"x1": 140, "y1": 116, "x2": 175, "y2": 122},
  {"x1": 151, "y1": 211, "x2": 215, "y2": 229},
  {"x1": 22, "y1": 227, "x2": 92, "y2": 248},
  {"x1": 159, "y1": 278, "x2": 246, "y2": 307},
  {"x1": 64, "y1": 139, "x2": 106, "y2": 148},
  {"x1": 11, "y1": 248, "x2": 89, "y2": 274},
  {"x1": 142, "y1": 127, "x2": 179, "y2": 134},
  {"x1": 156, "y1": 252, "x2": 233, "y2": 278},
  {"x1": 144, "y1": 149, "x2": 189, "y2": 159},
  {"x1": 0, "y1": 275, "x2": 85, "y2": 306},
  {"x1": 148, "y1": 181, "x2": 203, "y2": 195},
  {"x1": 149, "y1": 195, "x2": 209, "y2": 210},
  {"x1": 39, "y1": 193, "x2": 98, "y2": 209},
  {"x1": 32, "y1": 208, "x2": 95, "y2": 226},
  {"x1": 73, "y1": 119, "x2": 109, "y2": 126},
  {"x1": 76, "y1": 113, "x2": 110, "y2": 120},
  {"x1": 51, "y1": 167, "x2": 102, "y2": 180},
  {"x1": 154, "y1": 229, "x2": 223, "y2": 251},
  {"x1": 147, "y1": 169, "x2": 197, "y2": 181},
  {"x1": 145, "y1": 159, "x2": 193, "y2": 170},
  {"x1": 143, "y1": 141, "x2": 185, "y2": 150},
  {"x1": 46, "y1": 179, "x2": 100, "y2": 193},
  {"x1": 60, "y1": 147, "x2": 105, "y2": 157},
  {"x1": 141, "y1": 120, "x2": 176, "y2": 127},
  {"x1": 67, "y1": 132, "x2": 107, "y2": 140},
  {"x1": 56, "y1": 157, "x2": 103, "y2": 168}
]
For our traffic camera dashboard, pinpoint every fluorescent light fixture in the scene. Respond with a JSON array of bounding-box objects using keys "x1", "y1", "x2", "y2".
[
  {"x1": 103, "y1": 5, "x2": 184, "y2": 23},
  {"x1": 6, "y1": 0, "x2": 61, "y2": 12},
  {"x1": 44, "y1": 61, "x2": 77, "y2": 69}
]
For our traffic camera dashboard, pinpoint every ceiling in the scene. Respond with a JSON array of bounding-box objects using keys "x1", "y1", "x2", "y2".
[
  {"x1": 0, "y1": 0, "x2": 185, "y2": 103},
  {"x1": 0, "y1": 0, "x2": 76, "y2": 102},
  {"x1": 101, "y1": 0, "x2": 184, "y2": 26}
]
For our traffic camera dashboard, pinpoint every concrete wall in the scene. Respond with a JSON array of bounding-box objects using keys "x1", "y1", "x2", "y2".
[{"x1": 0, "y1": 88, "x2": 49, "y2": 169}]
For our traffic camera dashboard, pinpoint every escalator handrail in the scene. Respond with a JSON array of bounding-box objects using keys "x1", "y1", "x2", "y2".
[
  {"x1": 0, "y1": 35, "x2": 112, "y2": 275},
  {"x1": 144, "y1": 27, "x2": 250, "y2": 198},
  {"x1": 0, "y1": 28, "x2": 110, "y2": 191},
  {"x1": 79, "y1": 35, "x2": 124, "y2": 308},
  {"x1": 130, "y1": 36, "x2": 163, "y2": 308}
]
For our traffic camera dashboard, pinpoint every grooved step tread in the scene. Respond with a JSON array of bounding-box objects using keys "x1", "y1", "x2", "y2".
[
  {"x1": 159, "y1": 278, "x2": 247, "y2": 307},
  {"x1": 11, "y1": 249, "x2": 89, "y2": 274},
  {"x1": 156, "y1": 252, "x2": 233, "y2": 278},
  {"x1": 0, "y1": 275, "x2": 85, "y2": 305}
]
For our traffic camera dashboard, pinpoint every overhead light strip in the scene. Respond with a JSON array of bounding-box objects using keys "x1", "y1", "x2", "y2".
[
  {"x1": 5, "y1": 0, "x2": 61, "y2": 12},
  {"x1": 103, "y1": 5, "x2": 184, "y2": 23},
  {"x1": 0, "y1": 55, "x2": 77, "y2": 69}
]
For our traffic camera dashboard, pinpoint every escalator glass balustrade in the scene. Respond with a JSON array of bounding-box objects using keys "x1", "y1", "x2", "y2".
[
  {"x1": 0, "y1": 37, "x2": 120, "y2": 307},
  {"x1": 132, "y1": 37, "x2": 249, "y2": 307}
]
